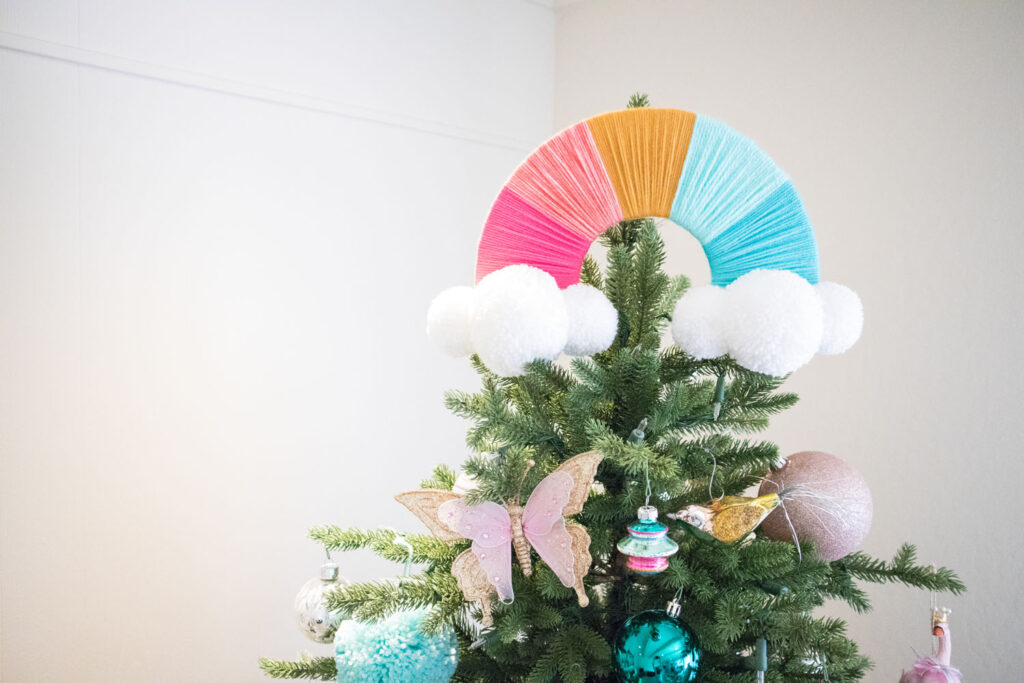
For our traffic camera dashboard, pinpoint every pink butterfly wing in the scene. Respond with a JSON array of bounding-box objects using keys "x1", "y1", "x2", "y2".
[
  {"x1": 438, "y1": 499, "x2": 514, "y2": 603},
  {"x1": 522, "y1": 471, "x2": 577, "y2": 588}
]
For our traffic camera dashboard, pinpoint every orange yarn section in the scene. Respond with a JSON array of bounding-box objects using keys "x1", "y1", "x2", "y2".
[{"x1": 586, "y1": 108, "x2": 697, "y2": 221}]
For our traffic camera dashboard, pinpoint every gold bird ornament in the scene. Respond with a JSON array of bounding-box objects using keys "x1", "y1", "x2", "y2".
[{"x1": 668, "y1": 493, "x2": 780, "y2": 544}]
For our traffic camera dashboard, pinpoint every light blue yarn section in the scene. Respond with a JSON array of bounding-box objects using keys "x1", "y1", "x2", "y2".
[
  {"x1": 703, "y1": 181, "x2": 820, "y2": 286},
  {"x1": 670, "y1": 115, "x2": 789, "y2": 244},
  {"x1": 669, "y1": 114, "x2": 819, "y2": 285},
  {"x1": 334, "y1": 608, "x2": 458, "y2": 683}
]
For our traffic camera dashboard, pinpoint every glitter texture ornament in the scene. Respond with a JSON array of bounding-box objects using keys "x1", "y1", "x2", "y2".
[
  {"x1": 758, "y1": 451, "x2": 873, "y2": 562},
  {"x1": 617, "y1": 505, "x2": 679, "y2": 575},
  {"x1": 294, "y1": 558, "x2": 348, "y2": 643},
  {"x1": 614, "y1": 598, "x2": 701, "y2": 683},
  {"x1": 669, "y1": 493, "x2": 779, "y2": 544},
  {"x1": 333, "y1": 607, "x2": 458, "y2": 683}
]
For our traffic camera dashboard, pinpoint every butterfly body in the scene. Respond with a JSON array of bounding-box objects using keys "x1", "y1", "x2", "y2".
[
  {"x1": 506, "y1": 501, "x2": 533, "y2": 577},
  {"x1": 397, "y1": 451, "x2": 602, "y2": 626}
]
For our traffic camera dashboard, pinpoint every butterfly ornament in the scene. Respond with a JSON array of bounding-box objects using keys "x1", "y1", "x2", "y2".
[{"x1": 396, "y1": 451, "x2": 602, "y2": 627}]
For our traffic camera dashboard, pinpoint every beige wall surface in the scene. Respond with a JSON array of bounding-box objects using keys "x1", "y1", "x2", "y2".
[
  {"x1": 556, "y1": 1, "x2": 1023, "y2": 680},
  {"x1": 0, "y1": 1, "x2": 555, "y2": 680}
]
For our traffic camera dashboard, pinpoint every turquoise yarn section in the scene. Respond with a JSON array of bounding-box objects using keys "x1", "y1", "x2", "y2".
[
  {"x1": 669, "y1": 114, "x2": 819, "y2": 285},
  {"x1": 670, "y1": 115, "x2": 788, "y2": 244},
  {"x1": 702, "y1": 181, "x2": 820, "y2": 286},
  {"x1": 334, "y1": 608, "x2": 458, "y2": 683}
]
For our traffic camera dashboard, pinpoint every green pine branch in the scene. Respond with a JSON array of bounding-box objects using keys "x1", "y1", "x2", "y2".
[
  {"x1": 837, "y1": 543, "x2": 965, "y2": 594},
  {"x1": 258, "y1": 654, "x2": 336, "y2": 680}
]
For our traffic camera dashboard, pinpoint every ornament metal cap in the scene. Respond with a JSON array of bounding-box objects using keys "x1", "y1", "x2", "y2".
[
  {"x1": 320, "y1": 561, "x2": 340, "y2": 581},
  {"x1": 666, "y1": 598, "x2": 682, "y2": 618},
  {"x1": 637, "y1": 505, "x2": 659, "y2": 522}
]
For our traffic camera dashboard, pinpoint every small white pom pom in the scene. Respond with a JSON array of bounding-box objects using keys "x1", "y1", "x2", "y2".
[
  {"x1": 562, "y1": 284, "x2": 618, "y2": 356},
  {"x1": 815, "y1": 282, "x2": 863, "y2": 355},
  {"x1": 471, "y1": 265, "x2": 568, "y2": 376},
  {"x1": 671, "y1": 286, "x2": 728, "y2": 359},
  {"x1": 723, "y1": 270, "x2": 823, "y2": 377},
  {"x1": 426, "y1": 286, "x2": 477, "y2": 357}
]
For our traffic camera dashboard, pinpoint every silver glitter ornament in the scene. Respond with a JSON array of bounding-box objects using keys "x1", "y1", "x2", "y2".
[{"x1": 294, "y1": 559, "x2": 348, "y2": 643}]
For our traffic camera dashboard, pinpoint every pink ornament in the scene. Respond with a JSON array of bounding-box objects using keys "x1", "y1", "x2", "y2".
[
  {"x1": 899, "y1": 609, "x2": 962, "y2": 683},
  {"x1": 757, "y1": 451, "x2": 872, "y2": 562}
]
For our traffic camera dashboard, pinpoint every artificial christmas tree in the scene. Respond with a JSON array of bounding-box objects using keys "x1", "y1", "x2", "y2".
[{"x1": 259, "y1": 96, "x2": 962, "y2": 682}]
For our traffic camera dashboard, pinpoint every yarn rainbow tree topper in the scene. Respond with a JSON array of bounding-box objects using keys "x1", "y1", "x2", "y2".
[{"x1": 428, "y1": 107, "x2": 863, "y2": 377}]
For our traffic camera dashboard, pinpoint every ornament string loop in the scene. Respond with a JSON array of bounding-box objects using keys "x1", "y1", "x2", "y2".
[
  {"x1": 394, "y1": 535, "x2": 414, "y2": 577},
  {"x1": 644, "y1": 460, "x2": 652, "y2": 508},
  {"x1": 704, "y1": 448, "x2": 724, "y2": 501}
]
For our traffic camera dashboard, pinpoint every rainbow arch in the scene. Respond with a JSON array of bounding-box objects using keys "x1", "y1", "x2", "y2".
[{"x1": 476, "y1": 108, "x2": 819, "y2": 289}]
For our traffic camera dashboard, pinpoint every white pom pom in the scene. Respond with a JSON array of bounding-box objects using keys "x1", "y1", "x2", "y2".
[
  {"x1": 815, "y1": 282, "x2": 863, "y2": 355},
  {"x1": 470, "y1": 265, "x2": 568, "y2": 376},
  {"x1": 671, "y1": 285, "x2": 728, "y2": 359},
  {"x1": 722, "y1": 270, "x2": 823, "y2": 377},
  {"x1": 426, "y1": 286, "x2": 477, "y2": 357},
  {"x1": 562, "y1": 284, "x2": 618, "y2": 356}
]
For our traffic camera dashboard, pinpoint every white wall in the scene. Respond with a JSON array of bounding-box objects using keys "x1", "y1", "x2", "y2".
[
  {"x1": 556, "y1": 1, "x2": 1023, "y2": 680},
  {"x1": 0, "y1": 2, "x2": 554, "y2": 680}
]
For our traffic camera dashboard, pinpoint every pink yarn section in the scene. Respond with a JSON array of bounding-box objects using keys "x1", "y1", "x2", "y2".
[
  {"x1": 506, "y1": 122, "x2": 623, "y2": 241},
  {"x1": 476, "y1": 188, "x2": 593, "y2": 288}
]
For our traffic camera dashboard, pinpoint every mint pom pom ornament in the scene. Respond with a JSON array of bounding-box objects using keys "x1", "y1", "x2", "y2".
[{"x1": 333, "y1": 608, "x2": 458, "y2": 683}]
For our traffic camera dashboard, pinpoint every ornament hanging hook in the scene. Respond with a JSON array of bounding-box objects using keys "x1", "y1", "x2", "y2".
[
  {"x1": 629, "y1": 419, "x2": 652, "y2": 506},
  {"x1": 705, "y1": 447, "x2": 725, "y2": 501},
  {"x1": 644, "y1": 459, "x2": 652, "y2": 508},
  {"x1": 513, "y1": 458, "x2": 536, "y2": 505},
  {"x1": 393, "y1": 535, "x2": 414, "y2": 577}
]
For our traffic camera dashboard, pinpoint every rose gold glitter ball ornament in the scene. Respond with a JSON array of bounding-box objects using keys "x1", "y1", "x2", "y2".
[{"x1": 757, "y1": 451, "x2": 872, "y2": 562}]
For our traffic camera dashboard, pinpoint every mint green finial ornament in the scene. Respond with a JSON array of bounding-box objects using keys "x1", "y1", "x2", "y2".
[{"x1": 613, "y1": 596, "x2": 701, "y2": 683}]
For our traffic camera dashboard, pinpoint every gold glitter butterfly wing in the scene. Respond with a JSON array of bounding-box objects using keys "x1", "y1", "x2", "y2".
[
  {"x1": 396, "y1": 489, "x2": 506, "y2": 627},
  {"x1": 450, "y1": 548, "x2": 498, "y2": 627},
  {"x1": 553, "y1": 451, "x2": 603, "y2": 516},
  {"x1": 567, "y1": 522, "x2": 593, "y2": 607},
  {"x1": 394, "y1": 489, "x2": 464, "y2": 541}
]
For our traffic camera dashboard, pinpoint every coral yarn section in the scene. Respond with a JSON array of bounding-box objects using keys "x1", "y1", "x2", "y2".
[
  {"x1": 586, "y1": 108, "x2": 696, "y2": 220},
  {"x1": 505, "y1": 121, "x2": 623, "y2": 241}
]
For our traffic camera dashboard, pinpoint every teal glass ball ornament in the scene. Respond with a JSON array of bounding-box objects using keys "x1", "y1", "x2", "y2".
[{"x1": 614, "y1": 602, "x2": 701, "y2": 683}]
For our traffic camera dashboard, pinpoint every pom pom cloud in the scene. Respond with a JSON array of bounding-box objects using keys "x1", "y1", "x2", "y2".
[
  {"x1": 427, "y1": 265, "x2": 617, "y2": 376},
  {"x1": 671, "y1": 269, "x2": 863, "y2": 376},
  {"x1": 429, "y1": 265, "x2": 860, "y2": 378}
]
